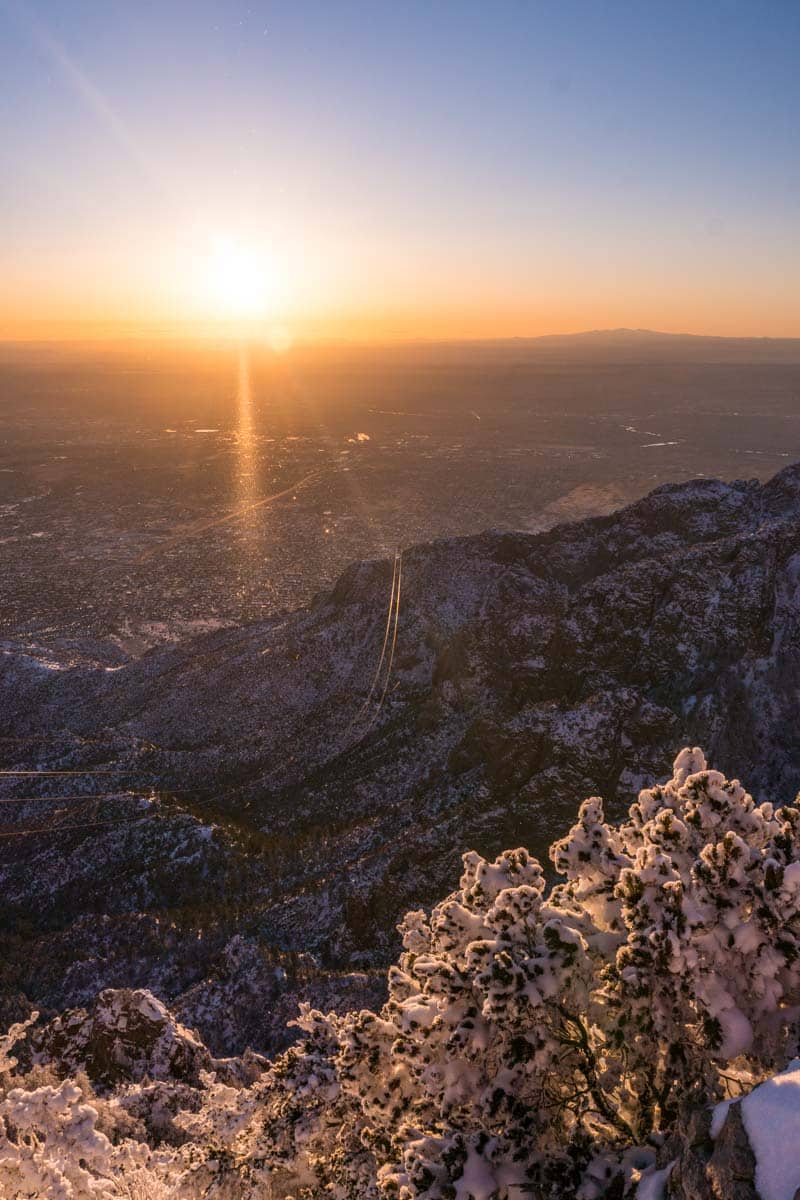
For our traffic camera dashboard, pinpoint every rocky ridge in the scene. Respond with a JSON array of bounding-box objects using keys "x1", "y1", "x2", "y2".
[{"x1": 2, "y1": 464, "x2": 800, "y2": 1052}]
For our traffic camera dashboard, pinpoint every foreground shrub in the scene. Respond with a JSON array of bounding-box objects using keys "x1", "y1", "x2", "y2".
[
  {"x1": 250, "y1": 748, "x2": 800, "y2": 1197},
  {"x1": 2, "y1": 748, "x2": 800, "y2": 1198}
]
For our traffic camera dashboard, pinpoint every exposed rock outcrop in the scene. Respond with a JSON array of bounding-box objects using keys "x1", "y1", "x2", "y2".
[{"x1": 30, "y1": 988, "x2": 215, "y2": 1089}]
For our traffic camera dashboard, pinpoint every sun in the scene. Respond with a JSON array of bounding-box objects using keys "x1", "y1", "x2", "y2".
[{"x1": 208, "y1": 237, "x2": 275, "y2": 321}]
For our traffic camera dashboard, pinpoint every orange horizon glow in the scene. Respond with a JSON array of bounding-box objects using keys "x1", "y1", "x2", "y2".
[
  {"x1": 2, "y1": 237, "x2": 799, "y2": 344},
  {"x1": 3, "y1": 307, "x2": 800, "y2": 345}
]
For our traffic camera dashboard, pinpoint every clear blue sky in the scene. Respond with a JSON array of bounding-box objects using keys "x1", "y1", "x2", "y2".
[{"x1": 1, "y1": 0, "x2": 799, "y2": 337}]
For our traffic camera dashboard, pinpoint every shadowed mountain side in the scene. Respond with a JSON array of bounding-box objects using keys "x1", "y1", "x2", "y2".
[{"x1": 2, "y1": 462, "x2": 800, "y2": 1051}]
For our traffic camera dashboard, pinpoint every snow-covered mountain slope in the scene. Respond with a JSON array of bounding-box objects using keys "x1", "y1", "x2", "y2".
[{"x1": 2, "y1": 463, "x2": 800, "y2": 1051}]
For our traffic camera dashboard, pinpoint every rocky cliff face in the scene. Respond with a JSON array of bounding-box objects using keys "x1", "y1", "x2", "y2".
[
  {"x1": 2, "y1": 465, "x2": 800, "y2": 1052},
  {"x1": 654, "y1": 1061, "x2": 800, "y2": 1200}
]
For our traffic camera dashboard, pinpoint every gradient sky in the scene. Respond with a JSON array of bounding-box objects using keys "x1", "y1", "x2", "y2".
[{"x1": 1, "y1": 0, "x2": 799, "y2": 340}]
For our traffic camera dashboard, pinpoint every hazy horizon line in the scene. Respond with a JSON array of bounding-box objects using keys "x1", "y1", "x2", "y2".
[{"x1": 3, "y1": 321, "x2": 800, "y2": 350}]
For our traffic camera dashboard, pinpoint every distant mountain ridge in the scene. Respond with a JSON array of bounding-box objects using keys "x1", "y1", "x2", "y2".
[
  {"x1": 2, "y1": 463, "x2": 800, "y2": 1051},
  {"x1": 495, "y1": 326, "x2": 800, "y2": 361},
  {"x1": 363, "y1": 326, "x2": 800, "y2": 364},
  {"x1": 535, "y1": 326, "x2": 739, "y2": 339},
  {"x1": 5, "y1": 325, "x2": 800, "y2": 361}
]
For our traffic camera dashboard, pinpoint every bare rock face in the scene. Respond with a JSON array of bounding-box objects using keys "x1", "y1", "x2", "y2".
[
  {"x1": 665, "y1": 1103, "x2": 757, "y2": 1199},
  {"x1": 31, "y1": 988, "x2": 214, "y2": 1089},
  {"x1": 705, "y1": 1105, "x2": 759, "y2": 1200}
]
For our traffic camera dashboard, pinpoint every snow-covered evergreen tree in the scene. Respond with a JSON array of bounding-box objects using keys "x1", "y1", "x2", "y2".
[{"x1": 248, "y1": 748, "x2": 800, "y2": 1197}]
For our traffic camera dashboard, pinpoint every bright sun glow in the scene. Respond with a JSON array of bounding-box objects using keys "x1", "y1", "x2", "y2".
[{"x1": 208, "y1": 238, "x2": 275, "y2": 320}]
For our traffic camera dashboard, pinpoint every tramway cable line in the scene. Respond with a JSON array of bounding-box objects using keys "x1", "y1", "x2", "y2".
[
  {"x1": 342, "y1": 548, "x2": 399, "y2": 739},
  {"x1": 364, "y1": 550, "x2": 402, "y2": 734}
]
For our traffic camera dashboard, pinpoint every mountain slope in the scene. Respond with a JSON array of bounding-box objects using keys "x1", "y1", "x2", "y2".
[{"x1": 2, "y1": 464, "x2": 800, "y2": 1050}]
